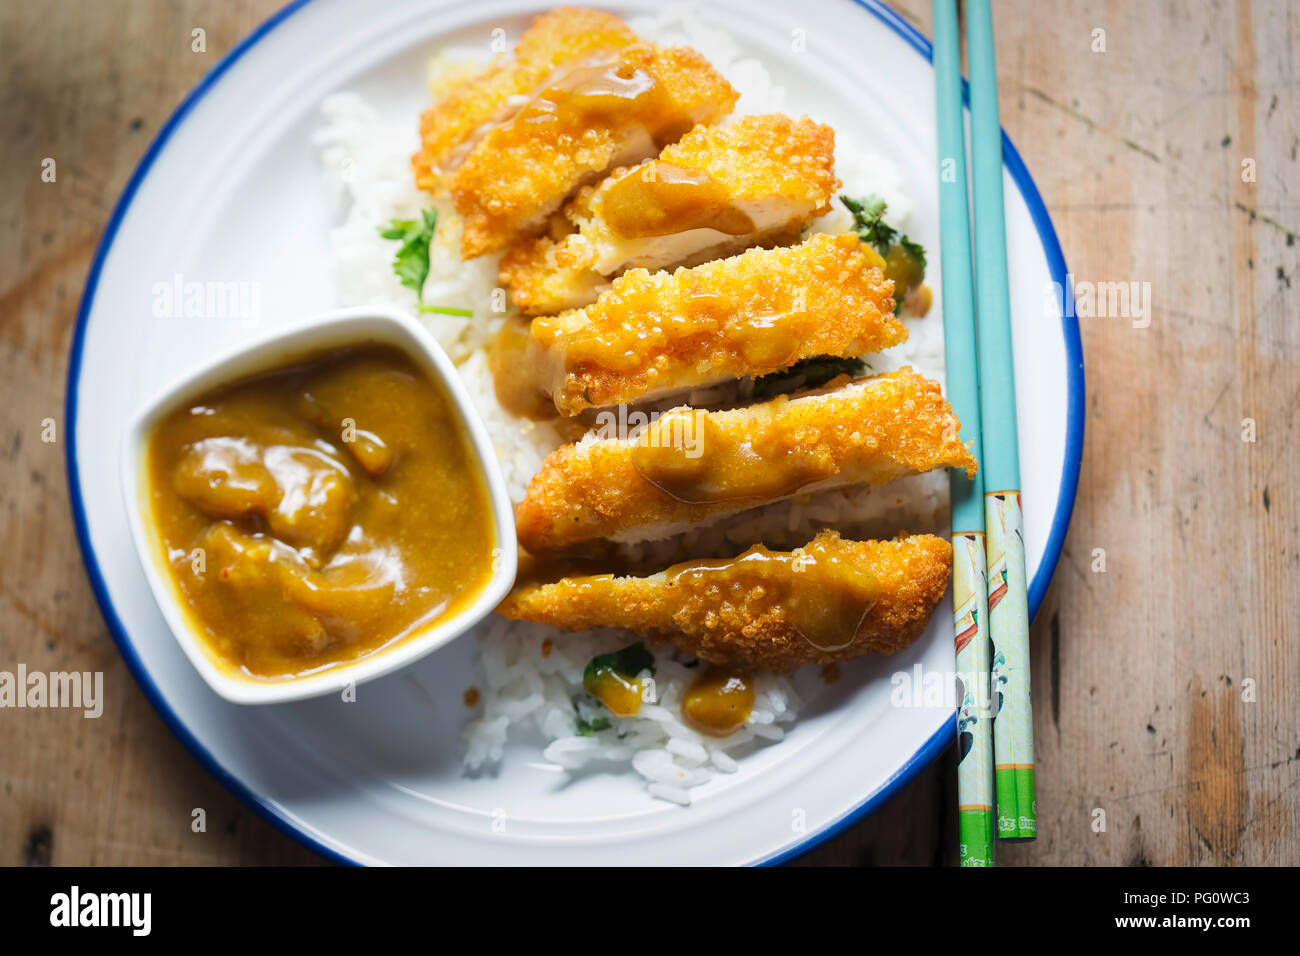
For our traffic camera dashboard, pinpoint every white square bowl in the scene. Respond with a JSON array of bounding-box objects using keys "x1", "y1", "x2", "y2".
[{"x1": 119, "y1": 305, "x2": 518, "y2": 705}]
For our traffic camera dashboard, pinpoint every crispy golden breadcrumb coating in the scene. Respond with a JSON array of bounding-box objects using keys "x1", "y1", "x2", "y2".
[
  {"x1": 500, "y1": 114, "x2": 839, "y2": 314},
  {"x1": 608, "y1": 113, "x2": 838, "y2": 218},
  {"x1": 499, "y1": 236, "x2": 611, "y2": 315},
  {"x1": 531, "y1": 233, "x2": 903, "y2": 415},
  {"x1": 452, "y1": 43, "x2": 737, "y2": 259},
  {"x1": 515, "y1": 367, "x2": 976, "y2": 552},
  {"x1": 412, "y1": 7, "x2": 638, "y2": 193},
  {"x1": 498, "y1": 530, "x2": 953, "y2": 672}
]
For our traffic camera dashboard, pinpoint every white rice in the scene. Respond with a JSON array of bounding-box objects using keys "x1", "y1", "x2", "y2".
[
  {"x1": 312, "y1": 5, "x2": 948, "y2": 804},
  {"x1": 462, "y1": 618, "x2": 820, "y2": 805}
]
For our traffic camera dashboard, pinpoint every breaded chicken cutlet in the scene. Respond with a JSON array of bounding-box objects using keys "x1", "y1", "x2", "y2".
[
  {"x1": 529, "y1": 232, "x2": 904, "y2": 415},
  {"x1": 412, "y1": 7, "x2": 638, "y2": 193},
  {"x1": 499, "y1": 114, "x2": 839, "y2": 314},
  {"x1": 515, "y1": 367, "x2": 976, "y2": 552},
  {"x1": 452, "y1": 43, "x2": 738, "y2": 258},
  {"x1": 498, "y1": 530, "x2": 953, "y2": 672}
]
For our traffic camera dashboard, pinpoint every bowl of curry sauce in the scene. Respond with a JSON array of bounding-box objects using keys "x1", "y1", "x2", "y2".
[{"x1": 121, "y1": 307, "x2": 517, "y2": 704}]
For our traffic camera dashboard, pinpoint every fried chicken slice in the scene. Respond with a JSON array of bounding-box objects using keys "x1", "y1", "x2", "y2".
[
  {"x1": 515, "y1": 367, "x2": 976, "y2": 552},
  {"x1": 529, "y1": 232, "x2": 903, "y2": 415},
  {"x1": 499, "y1": 236, "x2": 612, "y2": 317},
  {"x1": 498, "y1": 530, "x2": 953, "y2": 672},
  {"x1": 452, "y1": 43, "x2": 738, "y2": 259},
  {"x1": 499, "y1": 114, "x2": 839, "y2": 314},
  {"x1": 412, "y1": 7, "x2": 638, "y2": 193}
]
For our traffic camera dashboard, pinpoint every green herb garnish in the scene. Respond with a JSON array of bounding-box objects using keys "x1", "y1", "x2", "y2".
[
  {"x1": 752, "y1": 355, "x2": 869, "y2": 399},
  {"x1": 840, "y1": 194, "x2": 928, "y2": 314},
  {"x1": 898, "y1": 233, "x2": 928, "y2": 271},
  {"x1": 379, "y1": 208, "x2": 438, "y2": 303},
  {"x1": 419, "y1": 304, "x2": 474, "y2": 317},
  {"x1": 581, "y1": 643, "x2": 655, "y2": 719},
  {"x1": 584, "y1": 643, "x2": 655, "y2": 683},
  {"x1": 840, "y1": 193, "x2": 896, "y2": 256},
  {"x1": 575, "y1": 716, "x2": 612, "y2": 737}
]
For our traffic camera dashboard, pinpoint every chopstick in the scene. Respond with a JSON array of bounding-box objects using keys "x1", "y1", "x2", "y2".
[
  {"x1": 932, "y1": 0, "x2": 995, "y2": 867},
  {"x1": 966, "y1": 0, "x2": 1037, "y2": 843}
]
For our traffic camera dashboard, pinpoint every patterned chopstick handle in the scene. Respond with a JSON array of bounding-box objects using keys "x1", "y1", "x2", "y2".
[
  {"x1": 987, "y1": 491, "x2": 1036, "y2": 839},
  {"x1": 954, "y1": 531, "x2": 995, "y2": 866}
]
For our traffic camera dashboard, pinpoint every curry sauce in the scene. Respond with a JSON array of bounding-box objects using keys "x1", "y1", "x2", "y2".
[
  {"x1": 663, "y1": 539, "x2": 883, "y2": 653},
  {"x1": 682, "y1": 669, "x2": 754, "y2": 736},
  {"x1": 630, "y1": 405, "x2": 838, "y2": 505},
  {"x1": 600, "y1": 163, "x2": 756, "y2": 239},
  {"x1": 145, "y1": 344, "x2": 496, "y2": 681}
]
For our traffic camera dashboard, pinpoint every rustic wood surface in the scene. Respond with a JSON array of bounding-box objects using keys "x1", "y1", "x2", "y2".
[{"x1": 0, "y1": 0, "x2": 1295, "y2": 866}]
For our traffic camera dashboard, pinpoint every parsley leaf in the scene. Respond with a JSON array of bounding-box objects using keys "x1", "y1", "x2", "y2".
[
  {"x1": 575, "y1": 716, "x2": 612, "y2": 737},
  {"x1": 899, "y1": 233, "x2": 928, "y2": 271},
  {"x1": 840, "y1": 194, "x2": 928, "y2": 313},
  {"x1": 583, "y1": 643, "x2": 655, "y2": 684},
  {"x1": 378, "y1": 208, "x2": 438, "y2": 303},
  {"x1": 840, "y1": 193, "x2": 897, "y2": 256}
]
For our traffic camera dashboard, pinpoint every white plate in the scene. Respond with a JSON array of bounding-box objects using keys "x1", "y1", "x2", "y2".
[{"x1": 67, "y1": 0, "x2": 1083, "y2": 865}]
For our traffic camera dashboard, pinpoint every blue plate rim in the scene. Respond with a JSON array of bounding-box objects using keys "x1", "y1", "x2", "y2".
[{"x1": 64, "y1": 0, "x2": 1084, "y2": 867}]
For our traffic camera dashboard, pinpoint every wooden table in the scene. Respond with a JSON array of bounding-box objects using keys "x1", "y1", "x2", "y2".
[{"x1": 2, "y1": 0, "x2": 1295, "y2": 866}]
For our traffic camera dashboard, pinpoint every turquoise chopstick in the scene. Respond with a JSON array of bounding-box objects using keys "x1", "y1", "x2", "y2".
[
  {"x1": 967, "y1": 1, "x2": 1018, "y2": 491},
  {"x1": 933, "y1": 1, "x2": 984, "y2": 535},
  {"x1": 933, "y1": 0, "x2": 994, "y2": 867},
  {"x1": 966, "y1": 0, "x2": 1036, "y2": 842}
]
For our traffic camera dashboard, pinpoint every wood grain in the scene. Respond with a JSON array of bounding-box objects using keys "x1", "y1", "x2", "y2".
[{"x1": 0, "y1": 0, "x2": 1295, "y2": 866}]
